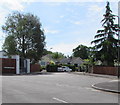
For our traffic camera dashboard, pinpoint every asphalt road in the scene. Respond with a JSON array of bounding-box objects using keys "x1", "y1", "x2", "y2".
[{"x1": 2, "y1": 72, "x2": 118, "y2": 103}]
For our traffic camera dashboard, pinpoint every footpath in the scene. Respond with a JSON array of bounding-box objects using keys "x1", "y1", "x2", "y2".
[{"x1": 71, "y1": 72, "x2": 119, "y2": 93}]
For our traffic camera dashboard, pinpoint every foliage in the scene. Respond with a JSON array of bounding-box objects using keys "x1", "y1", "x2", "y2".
[
  {"x1": 2, "y1": 35, "x2": 17, "y2": 55},
  {"x1": 2, "y1": 12, "x2": 45, "y2": 63},
  {"x1": 43, "y1": 49, "x2": 53, "y2": 55},
  {"x1": 91, "y1": 2, "x2": 118, "y2": 66},
  {"x1": 46, "y1": 64, "x2": 58, "y2": 72},
  {"x1": 73, "y1": 44, "x2": 90, "y2": 59},
  {"x1": 52, "y1": 52, "x2": 65, "y2": 60}
]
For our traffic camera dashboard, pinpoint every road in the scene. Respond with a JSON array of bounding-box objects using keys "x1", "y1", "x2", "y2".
[{"x1": 2, "y1": 72, "x2": 118, "y2": 103}]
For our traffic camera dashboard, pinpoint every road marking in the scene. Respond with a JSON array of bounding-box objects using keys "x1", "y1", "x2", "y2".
[{"x1": 53, "y1": 97, "x2": 68, "y2": 103}]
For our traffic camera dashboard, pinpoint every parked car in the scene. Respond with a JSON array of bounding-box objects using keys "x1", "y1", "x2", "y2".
[
  {"x1": 62, "y1": 66, "x2": 72, "y2": 72},
  {"x1": 58, "y1": 67, "x2": 63, "y2": 72},
  {"x1": 57, "y1": 66, "x2": 72, "y2": 72}
]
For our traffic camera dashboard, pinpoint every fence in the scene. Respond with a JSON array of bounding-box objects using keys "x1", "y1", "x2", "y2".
[
  {"x1": 30, "y1": 64, "x2": 41, "y2": 72},
  {"x1": 92, "y1": 66, "x2": 118, "y2": 76},
  {"x1": 1, "y1": 57, "x2": 41, "y2": 74},
  {"x1": 1, "y1": 58, "x2": 16, "y2": 74}
]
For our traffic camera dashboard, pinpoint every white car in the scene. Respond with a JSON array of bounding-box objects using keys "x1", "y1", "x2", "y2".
[
  {"x1": 57, "y1": 67, "x2": 63, "y2": 72},
  {"x1": 62, "y1": 66, "x2": 72, "y2": 72},
  {"x1": 58, "y1": 66, "x2": 72, "y2": 72}
]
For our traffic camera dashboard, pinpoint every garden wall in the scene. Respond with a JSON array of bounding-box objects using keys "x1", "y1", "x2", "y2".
[{"x1": 92, "y1": 66, "x2": 118, "y2": 76}]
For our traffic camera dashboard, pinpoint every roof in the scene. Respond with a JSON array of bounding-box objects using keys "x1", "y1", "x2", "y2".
[{"x1": 59, "y1": 57, "x2": 83, "y2": 65}]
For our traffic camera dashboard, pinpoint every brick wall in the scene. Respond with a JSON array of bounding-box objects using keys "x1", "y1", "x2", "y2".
[
  {"x1": 93, "y1": 66, "x2": 118, "y2": 76},
  {"x1": 1, "y1": 58, "x2": 16, "y2": 74},
  {"x1": 30, "y1": 64, "x2": 41, "y2": 72}
]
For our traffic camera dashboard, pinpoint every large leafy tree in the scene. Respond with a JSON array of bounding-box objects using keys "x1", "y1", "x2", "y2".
[
  {"x1": 91, "y1": 2, "x2": 118, "y2": 66},
  {"x1": 52, "y1": 52, "x2": 65, "y2": 60},
  {"x1": 73, "y1": 44, "x2": 90, "y2": 59},
  {"x1": 2, "y1": 12, "x2": 45, "y2": 63}
]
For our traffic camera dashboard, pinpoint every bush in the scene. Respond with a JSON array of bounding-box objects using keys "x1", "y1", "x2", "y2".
[
  {"x1": 68, "y1": 65, "x2": 76, "y2": 71},
  {"x1": 46, "y1": 64, "x2": 58, "y2": 72}
]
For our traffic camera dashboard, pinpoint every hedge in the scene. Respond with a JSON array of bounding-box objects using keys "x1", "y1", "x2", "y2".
[{"x1": 46, "y1": 65, "x2": 58, "y2": 72}]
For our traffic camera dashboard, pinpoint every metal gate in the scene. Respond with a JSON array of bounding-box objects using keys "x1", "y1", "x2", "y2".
[{"x1": 20, "y1": 58, "x2": 27, "y2": 73}]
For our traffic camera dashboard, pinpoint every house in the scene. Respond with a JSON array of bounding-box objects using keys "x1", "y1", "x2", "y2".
[
  {"x1": 59, "y1": 57, "x2": 84, "y2": 66},
  {"x1": 39, "y1": 54, "x2": 61, "y2": 66},
  {"x1": 39, "y1": 54, "x2": 84, "y2": 67}
]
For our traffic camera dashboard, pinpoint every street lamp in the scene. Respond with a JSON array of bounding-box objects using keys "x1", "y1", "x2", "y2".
[
  {"x1": 118, "y1": 2, "x2": 120, "y2": 78},
  {"x1": 118, "y1": 16, "x2": 120, "y2": 79}
]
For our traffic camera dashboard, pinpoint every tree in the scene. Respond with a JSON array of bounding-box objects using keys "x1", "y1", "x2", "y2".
[
  {"x1": 2, "y1": 12, "x2": 45, "y2": 63},
  {"x1": 73, "y1": 44, "x2": 90, "y2": 59},
  {"x1": 42, "y1": 49, "x2": 53, "y2": 55},
  {"x1": 91, "y1": 2, "x2": 118, "y2": 66},
  {"x1": 52, "y1": 52, "x2": 65, "y2": 60},
  {"x1": 2, "y1": 35, "x2": 17, "y2": 55}
]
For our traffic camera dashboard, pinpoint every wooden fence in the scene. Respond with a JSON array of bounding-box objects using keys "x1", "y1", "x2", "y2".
[
  {"x1": 92, "y1": 66, "x2": 118, "y2": 76},
  {"x1": 30, "y1": 64, "x2": 41, "y2": 72},
  {"x1": 1, "y1": 58, "x2": 16, "y2": 74}
]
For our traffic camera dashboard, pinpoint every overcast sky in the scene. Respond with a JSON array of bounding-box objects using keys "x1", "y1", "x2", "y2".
[{"x1": 0, "y1": 0, "x2": 119, "y2": 56}]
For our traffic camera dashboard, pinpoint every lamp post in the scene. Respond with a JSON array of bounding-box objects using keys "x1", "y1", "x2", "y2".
[
  {"x1": 117, "y1": 16, "x2": 120, "y2": 79},
  {"x1": 118, "y1": 2, "x2": 120, "y2": 79}
]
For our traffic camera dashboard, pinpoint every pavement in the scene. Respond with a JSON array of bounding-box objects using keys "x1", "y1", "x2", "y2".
[
  {"x1": 92, "y1": 80, "x2": 120, "y2": 93},
  {"x1": 71, "y1": 72, "x2": 120, "y2": 93}
]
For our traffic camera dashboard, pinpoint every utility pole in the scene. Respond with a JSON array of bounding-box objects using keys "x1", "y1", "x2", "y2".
[{"x1": 118, "y1": 1, "x2": 120, "y2": 79}]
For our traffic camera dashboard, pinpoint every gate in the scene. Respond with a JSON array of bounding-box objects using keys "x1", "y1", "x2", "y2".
[{"x1": 20, "y1": 58, "x2": 27, "y2": 73}]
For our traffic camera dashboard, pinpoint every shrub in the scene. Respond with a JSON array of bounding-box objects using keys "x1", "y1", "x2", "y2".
[{"x1": 46, "y1": 64, "x2": 58, "y2": 72}]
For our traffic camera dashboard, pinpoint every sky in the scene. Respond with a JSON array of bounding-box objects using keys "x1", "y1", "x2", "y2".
[{"x1": 0, "y1": 0, "x2": 119, "y2": 56}]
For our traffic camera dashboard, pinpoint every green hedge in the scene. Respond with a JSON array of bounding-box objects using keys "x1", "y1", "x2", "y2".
[
  {"x1": 46, "y1": 65, "x2": 58, "y2": 72},
  {"x1": 68, "y1": 65, "x2": 76, "y2": 71}
]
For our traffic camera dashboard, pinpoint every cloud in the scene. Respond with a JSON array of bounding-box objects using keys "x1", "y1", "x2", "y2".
[
  {"x1": 47, "y1": 43, "x2": 79, "y2": 55},
  {"x1": 60, "y1": 15, "x2": 64, "y2": 18},
  {"x1": 86, "y1": 4, "x2": 104, "y2": 23},
  {"x1": 47, "y1": 41, "x2": 91, "y2": 56},
  {"x1": 88, "y1": 4, "x2": 104, "y2": 17},
  {"x1": 44, "y1": 28, "x2": 60, "y2": 34},
  {"x1": 88, "y1": 5, "x2": 104, "y2": 13},
  {"x1": 72, "y1": 21, "x2": 81, "y2": 25},
  {"x1": 0, "y1": 0, "x2": 38, "y2": 51},
  {"x1": 0, "y1": 0, "x2": 39, "y2": 26},
  {"x1": 1, "y1": 0, "x2": 24, "y2": 11}
]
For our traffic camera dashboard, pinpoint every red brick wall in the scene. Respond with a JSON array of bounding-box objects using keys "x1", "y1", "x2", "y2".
[
  {"x1": 1, "y1": 58, "x2": 16, "y2": 74},
  {"x1": 93, "y1": 66, "x2": 118, "y2": 76},
  {"x1": 30, "y1": 64, "x2": 41, "y2": 72}
]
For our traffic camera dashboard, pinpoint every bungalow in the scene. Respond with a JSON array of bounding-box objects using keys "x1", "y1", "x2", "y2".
[{"x1": 59, "y1": 57, "x2": 84, "y2": 66}]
